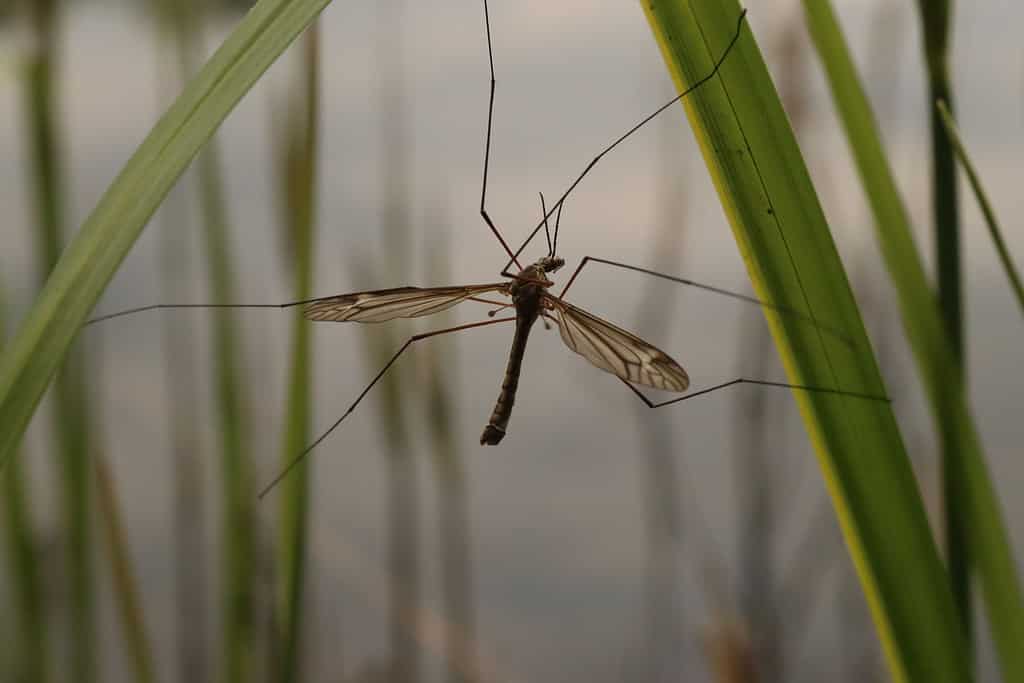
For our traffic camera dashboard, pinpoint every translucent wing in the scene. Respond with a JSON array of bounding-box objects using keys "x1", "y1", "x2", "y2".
[
  {"x1": 546, "y1": 296, "x2": 689, "y2": 392},
  {"x1": 304, "y1": 283, "x2": 510, "y2": 323}
]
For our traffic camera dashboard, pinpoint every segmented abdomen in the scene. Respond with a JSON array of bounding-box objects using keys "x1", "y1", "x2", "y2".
[{"x1": 480, "y1": 308, "x2": 538, "y2": 445}]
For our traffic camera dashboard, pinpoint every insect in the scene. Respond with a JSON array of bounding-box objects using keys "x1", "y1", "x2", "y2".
[
  {"x1": 301, "y1": 209, "x2": 690, "y2": 451},
  {"x1": 88, "y1": 6, "x2": 884, "y2": 499}
]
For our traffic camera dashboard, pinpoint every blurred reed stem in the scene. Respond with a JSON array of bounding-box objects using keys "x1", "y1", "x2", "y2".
[
  {"x1": 915, "y1": 0, "x2": 971, "y2": 645},
  {"x1": 357, "y1": 237, "x2": 420, "y2": 683},
  {"x1": 272, "y1": 21, "x2": 320, "y2": 683},
  {"x1": 424, "y1": 213, "x2": 480, "y2": 683},
  {"x1": 935, "y1": 101, "x2": 1024, "y2": 315},
  {"x1": 365, "y1": 2, "x2": 421, "y2": 680},
  {"x1": 633, "y1": 115, "x2": 688, "y2": 681},
  {"x1": 92, "y1": 454, "x2": 157, "y2": 683},
  {"x1": 704, "y1": 623, "x2": 757, "y2": 683},
  {"x1": 151, "y1": 0, "x2": 211, "y2": 679},
  {"x1": 19, "y1": 1, "x2": 96, "y2": 679},
  {"x1": 22, "y1": 4, "x2": 159, "y2": 678},
  {"x1": 730, "y1": 308, "x2": 780, "y2": 683},
  {"x1": 197, "y1": 109, "x2": 256, "y2": 683},
  {"x1": 163, "y1": 2, "x2": 256, "y2": 679},
  {"x1": 1, "y1": 283, "x2": 50, "y2": 683},
  {"x1": 81, "y1": 342, "x2": 156, "y2": 683}
]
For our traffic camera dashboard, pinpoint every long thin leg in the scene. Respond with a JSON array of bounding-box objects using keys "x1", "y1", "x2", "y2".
[
  {"x1": 535, "y1": 305, "x2": 887, "y2": 404},
  {"x1": 620, "y1": 377, "x2": 890, "y2": 409},
  {"x1": 84, "y1": 301, "x2": 316, "y2": 326},
  {"x1": 479, "y1": 0, "x2": 523, "y2": 269},
  {"x1": 558, "y1": 255, "x2": 853, "y2": 347},
  {"x1": 500, "y1": 10, "x2": 749, "y2": 277},
  {"x1": 257, "y1": 315, "x2": 516, "y2": 499}
]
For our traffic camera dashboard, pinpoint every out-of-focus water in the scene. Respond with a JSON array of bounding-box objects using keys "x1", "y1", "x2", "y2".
[{"x1": 1, "y1": 1, "x2": 1022, "y2": 680}]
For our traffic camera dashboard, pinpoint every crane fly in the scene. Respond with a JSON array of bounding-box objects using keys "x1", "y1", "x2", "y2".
[
  {"x1": 302, "y1": 238, "x2": 688, "y2": 448},
  {"x1": 86, "y1": 6, "x2": 887, "y2": 499}
]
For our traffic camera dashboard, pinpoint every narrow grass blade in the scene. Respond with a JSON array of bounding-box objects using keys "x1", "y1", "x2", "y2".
[
  {"x1": 915, "y1": 2, "x2": 962, "y2": 353},
  {"x1": 936, "y1": 100, "x2": 1024, "y2": 315},
  {"x1": 1, "y1": 285, "x2": 51, "y2": 683},
  {"x1": 914, "y1": 0, "x2": 972, "y2": 646},
  {"x1": 801, "y1": 0, "x2": 1024, "y2": 677},
  {"x1": 640, "y1": 3, "x2": 969, "y2": 680},
  {"x1": 274, "y1": 23, "x2": 320, "y2": 683},
  {"x1": 21, "y1": 1, "x2": 95, "y2": 677},
  {"x1": 0, "y1": 0, "x2": 336, "y2": 470}
]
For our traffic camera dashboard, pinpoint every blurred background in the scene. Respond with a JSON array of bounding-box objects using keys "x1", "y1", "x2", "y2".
[{"x1": 0, "y1": 0, "x2": 1022, "y2": 681}]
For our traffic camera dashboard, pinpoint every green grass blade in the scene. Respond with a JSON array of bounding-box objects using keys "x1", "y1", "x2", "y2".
[
  {"x1": 914, "y1": 0, "x2": 971, "y2": 645},
  {"x1": 21, "y1": 1, "x2": 95, "y2": 677},
  {"x1": 150, "y1": 2, "x2": 212, "y2": 679},
  {"x1": 640, "y1": 3, "x2": 970, "y2": 680},
  {"x1": 1, "y1": 285, "x2": 51, "y2": 683},
  {"x1": 936, "y1": 100, "x2": 1024, "y2": 315},
  {"x1": 800, "y1": 0, "x2": 1024, "y2": 677},
  {"x1": 0, "y1": 0, "x2": 334, "y2": 470},
  {"x1": 915, "y1": 1, "x2": 962, "y2": 354},
  {"x1": 274, "y1": 23, "x2": 320, "y2": 683},
  {"x1": 162, "y1": 3, "x2": 257, "y2": 678}
]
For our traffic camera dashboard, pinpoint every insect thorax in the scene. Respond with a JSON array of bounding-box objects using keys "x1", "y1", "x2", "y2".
[
  {"x1": 511, "y1": 263, "x2": 550, "y2": 293},
  {"x1": 513, "y1": 256, "x2": 563, "y2": 289}
]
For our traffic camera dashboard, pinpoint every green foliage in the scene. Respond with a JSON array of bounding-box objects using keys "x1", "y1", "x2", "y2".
[
  {"x1": 0, "y1": 4, "x2": 334, "y2": 675},
  {"x1": 641, "y1": 2, "x2": 973, "y2": 680},
  {"x1": 0, "y1": 284, "x2": 50, "y2": 683},
  {"x1": 2, "y1": 2, "x2": 1020, "y2": 680},
  {"x1": 914, "y1": 0, "x2": 971, "y2": 646},
  {"x1": 801, "y1": 0, "x2": 1024, "y2": 678},
  {"x1": 936, "y1": 100, "x2": 1024, "y2": 316},
  {"x1": 273, "y1": 24, "x2": 321, "y2": 683},
  {"x1": 93, "y1": 457, "x2": 157, "y2": 683},
  {"x1": 21, "y1": 0, "x2": 96, "y2": 677},
  {"x1": 0, "y1": 0, "x2": 334, "y2": 470}
]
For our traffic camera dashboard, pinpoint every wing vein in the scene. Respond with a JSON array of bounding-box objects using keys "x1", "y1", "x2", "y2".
[
  {"x1": 544, "y1": 295, "x2": 689, "y2": 392},
  {"x1": 304, "y1": 283, "x2": 510, "y2": 323}
]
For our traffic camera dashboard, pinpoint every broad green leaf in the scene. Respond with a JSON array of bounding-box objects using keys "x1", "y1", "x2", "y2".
[{"x1": 640, "y1": 2, "x2": 970, "y2": 680}]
